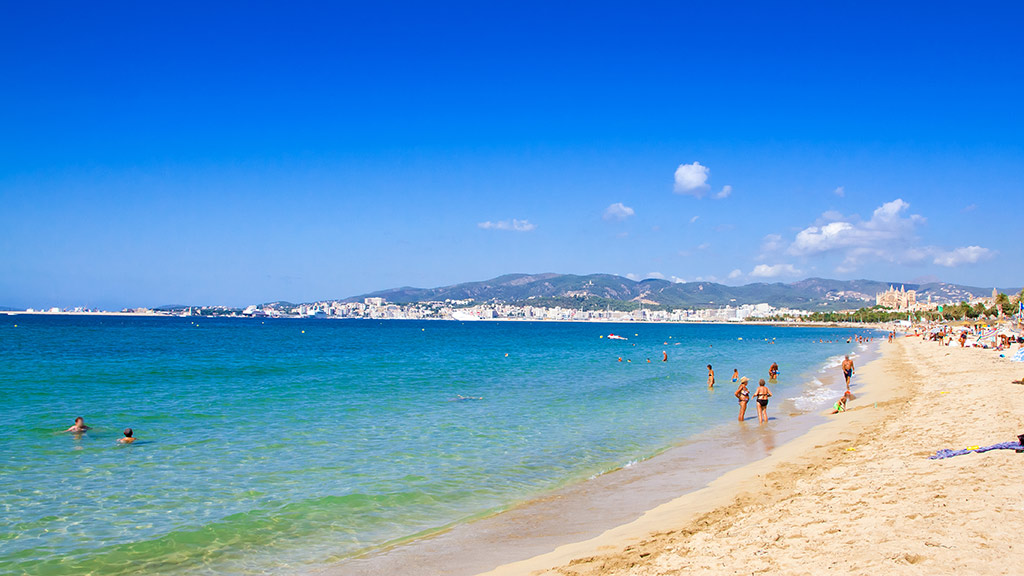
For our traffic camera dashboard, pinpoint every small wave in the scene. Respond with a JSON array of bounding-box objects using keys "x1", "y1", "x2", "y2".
[
  {"x1": 790, "y1": 378, "x2": 843, "y2": 412},
  {"x1": 819, "y1": 355, "x2": 845, "y2": 372}
]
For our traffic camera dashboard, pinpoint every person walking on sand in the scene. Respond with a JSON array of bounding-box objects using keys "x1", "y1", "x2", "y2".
[
  {"x1": 707, "y1": 364, "x2": 715, "y2": 388},
  {"x1": 735, "y1": 377, "x2": 750, "y2": 421},
  {"x1": 754, "y1": 379, "x2": 772, "y2": 423},
  {"x1": 841, "y1": 355, "x2": 855, "y2": 390}
]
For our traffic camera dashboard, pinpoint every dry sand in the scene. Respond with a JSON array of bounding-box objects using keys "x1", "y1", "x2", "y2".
[{"x1": 483, "y1": 337, "x2": 1024, "y2": 576}]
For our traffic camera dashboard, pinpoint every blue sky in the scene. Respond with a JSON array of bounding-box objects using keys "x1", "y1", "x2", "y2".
[{"x1": 2, "y1": 1, "x2": 1022, "y2": 309}]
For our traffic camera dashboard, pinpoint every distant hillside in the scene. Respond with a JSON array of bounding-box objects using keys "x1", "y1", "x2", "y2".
[{"x1": 342, "y1": 274, "x2": 1017, "y2": 311}]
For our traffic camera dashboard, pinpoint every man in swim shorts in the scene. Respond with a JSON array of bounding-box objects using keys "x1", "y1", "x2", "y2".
[{"x1": 841, "y1": 355, "x2": 855, "y2": 390}]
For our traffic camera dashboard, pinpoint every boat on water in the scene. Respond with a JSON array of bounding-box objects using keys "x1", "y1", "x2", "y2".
[
  {"x1": 607, "y1": 333, "x2": 628, "y2": 340},
  {"x1": 452, "y1": 311, "x2": 480, "y2": 321}
]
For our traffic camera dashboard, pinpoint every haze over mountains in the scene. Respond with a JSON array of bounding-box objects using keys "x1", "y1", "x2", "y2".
[{"x1": 344, "y1": 273, "x2": 1015, "y2": 311}]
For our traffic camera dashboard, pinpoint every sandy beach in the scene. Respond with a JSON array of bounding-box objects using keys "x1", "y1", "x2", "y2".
[{"x1": 484, "y1": 335, "x2": 1024, "y2": 576}]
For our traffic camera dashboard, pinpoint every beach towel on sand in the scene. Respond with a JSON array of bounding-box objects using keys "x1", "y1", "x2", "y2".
[
  {"x1": 1011, "y1": 348, "x2": 1024, "y2": 363},
  {"x1": 929, "y1": 441, "x2": 1021, "y2": 460}
]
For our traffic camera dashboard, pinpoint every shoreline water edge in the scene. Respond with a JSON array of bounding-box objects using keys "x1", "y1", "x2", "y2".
[
  {"x1": 327, "y1": 335, "x2": 882, "y2": 575},
  {"x1": 475, "y1": 335, "x2": 1024, "y2": 576}
]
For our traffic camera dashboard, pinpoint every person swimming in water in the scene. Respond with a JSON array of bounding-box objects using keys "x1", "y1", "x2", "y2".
[
  {"x1": 66, "y1": 417, "x2": 90, "y2": 433},
  {"x1": 707, "y1": 364, "x2": 715, "y2": 388},
  {"x1": 117, "y1": 428, "x2": 136, "y2": 444},
  {"x1": 754, "y1": 379, "x2": 772, "y2": 423},
  {"x1": 841, "y1": 355, "x2": 855, "y2": 390},
  {"x1": 735, "y1": 377, "x2": 750, "y2": 421}
]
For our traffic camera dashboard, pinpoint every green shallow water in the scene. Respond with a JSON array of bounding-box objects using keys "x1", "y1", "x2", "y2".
[{"x1": 0, "y1": 316, "x2": 870, "y2": 575}]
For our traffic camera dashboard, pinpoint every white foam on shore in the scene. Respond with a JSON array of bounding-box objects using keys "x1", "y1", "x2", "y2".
[
  {"x1": 790, "y1": 377, "x2": 843, "y2": 412},
  {"x1": 819, "y1": 355, "x2": 845, "y2": 372}
]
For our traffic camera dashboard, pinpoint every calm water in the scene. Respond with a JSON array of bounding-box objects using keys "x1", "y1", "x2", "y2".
[{"x1": 0, "y1": 316, "x2": 870, "y2": 575}]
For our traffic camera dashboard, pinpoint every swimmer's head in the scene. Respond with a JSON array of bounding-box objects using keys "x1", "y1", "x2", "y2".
[
  {"x1": 758, "y1": 379, "x2": 766, "y2": 385},
  {"x1": 74, "y1": 417, "x2": 84, "y2": 424},
  {"x1": 707, "y1": 364, "x2": 712, "y2": 369},
  {"x1": 123, "y1": 428, "x2": 133, "y2": 438}
]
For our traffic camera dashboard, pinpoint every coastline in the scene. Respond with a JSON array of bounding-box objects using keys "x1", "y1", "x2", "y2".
[
  {"x1": 482, "y1": 336, "x2": 1024, "y2": 575},
  {"x1": 1, "y1": 310, "x2": 883, "y2": 330},
  {"x1": 326, "y1": 333, "x2": 880, "y2": 575}
]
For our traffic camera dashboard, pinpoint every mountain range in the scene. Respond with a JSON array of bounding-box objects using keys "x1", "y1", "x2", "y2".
[{"x1": 345, "y1": 273, "x2": 1017, "y2": 311}]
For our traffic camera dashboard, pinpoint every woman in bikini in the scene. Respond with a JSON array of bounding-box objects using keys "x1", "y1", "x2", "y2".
[
  {"x1": 735, "y1": 377, "x2": 750, "y2": 421},
  {"x1": 707, "y1": 364, "x2": 715, "y2": 388},
  {"x1": 754, "y1": 378, "x2": 772, "y2": 424}
]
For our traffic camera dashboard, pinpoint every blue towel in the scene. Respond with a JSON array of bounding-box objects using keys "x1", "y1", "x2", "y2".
[{"x1": 929, "y1": 441, "x2": 1021, "y2": 460}]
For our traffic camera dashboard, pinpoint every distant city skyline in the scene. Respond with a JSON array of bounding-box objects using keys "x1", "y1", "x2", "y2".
[{"x1": 2, "y1": 2, "x2": 1022, "y2": 309}]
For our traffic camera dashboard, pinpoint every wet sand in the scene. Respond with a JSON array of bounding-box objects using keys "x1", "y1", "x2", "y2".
[{"x1": 483, "y1": 336, "x2": 1024, "y2": 576}]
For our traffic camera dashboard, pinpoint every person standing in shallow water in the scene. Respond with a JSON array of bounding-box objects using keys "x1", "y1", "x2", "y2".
[
  {"x1": 707, "y1": 364, "x2": 715, "y2": 388},
  {"x1": 754, "y1": 378, "x2": 772, "y2": 424},
  {"x1": 769, "y1": 362, "x2": 779, "y2": 380},
  {"x1": 735, "y1": 377, "x2": 750, "y2": 421}
]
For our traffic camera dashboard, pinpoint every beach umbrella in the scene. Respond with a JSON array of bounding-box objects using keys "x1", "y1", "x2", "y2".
[{"x1": 996, "y1": 324, "x2": 1021, "y2": 336}]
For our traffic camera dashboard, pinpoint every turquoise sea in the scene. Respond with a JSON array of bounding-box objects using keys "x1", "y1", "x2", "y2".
[{"x1": 0, "y1": 316, "x2": 873, "y2": 575}]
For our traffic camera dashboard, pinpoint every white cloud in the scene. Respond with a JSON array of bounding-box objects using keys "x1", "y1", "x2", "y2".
[
  {"x1": 697, "y1": 242, "x2": 711, "y2": 250},
  {"x1": 603, "y1": 202, "x2": 635, "y2": 221},
  {"x1": 627, "y1": 272, "x2": 683, "y2": 282},
  {"x1": 689, "y1": 215, "x2": 700, "y2": 224},
  {"x1": 673, "y1": 162, "x2": 710, "y2": 196},
  {"x1": 750, "y1": 263, "x2": 802, "y2": 278},
  {"x1": 788, "y1": 199, "x2": 927, "y2": 271},
  {"x1": 728, "y1": 269, "x2": 743, "y2": 279},
  {"x1": 713, "y1": 185, "x2": 733, "y2": 199},
  {"x1": 760, "y1": 233, "x2": 784, "y2": 253},
  {"x1": 778, "y1": 198, "x2": 995, "y2": 274},
  {"x1": 834, "y1": 186, "x2": 845, "y2": 197},
  {"x1": 933, "y1": 246, "x2": 994, "y2": 267},
  {"x1": 477, "y1": 219, "x2": 536, "y2": 232}
]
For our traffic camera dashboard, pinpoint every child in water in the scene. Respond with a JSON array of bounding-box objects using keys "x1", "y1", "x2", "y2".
[{"x1": 732, "y1": 369, "x2": 739, "y2": 382}]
